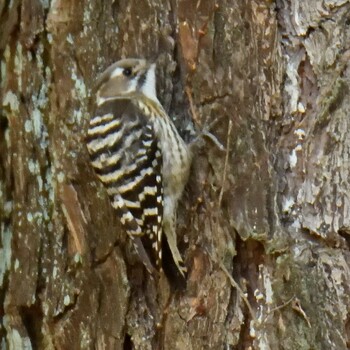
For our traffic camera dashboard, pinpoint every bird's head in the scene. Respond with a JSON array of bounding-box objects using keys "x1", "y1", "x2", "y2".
[{"x1": 94, "y1": 58, "x2": 158, "y2": 106}]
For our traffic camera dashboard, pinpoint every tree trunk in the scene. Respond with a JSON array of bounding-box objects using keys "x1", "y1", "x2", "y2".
[{"x1": 1, "y1": 0, "x2": 350, "y2": 349}]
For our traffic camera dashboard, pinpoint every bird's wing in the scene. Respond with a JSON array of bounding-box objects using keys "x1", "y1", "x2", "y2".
[{"x1": 86, "y1": 99, "x2": 163, "y2": 273}]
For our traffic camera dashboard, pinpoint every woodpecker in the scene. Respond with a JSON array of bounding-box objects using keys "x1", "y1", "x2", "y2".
[{"x1": 86, "y1": 58, "x2": 191, "y2": 278}]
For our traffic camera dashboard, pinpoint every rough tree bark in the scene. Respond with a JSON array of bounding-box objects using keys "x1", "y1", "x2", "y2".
[{"x1": 1, "y1": 0, "x2": 350, "y2": 349}]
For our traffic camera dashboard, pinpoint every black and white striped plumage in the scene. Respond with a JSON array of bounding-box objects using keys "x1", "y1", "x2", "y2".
[{"x1": 86, "y1": 59, "x2": 191, "y2": 277}]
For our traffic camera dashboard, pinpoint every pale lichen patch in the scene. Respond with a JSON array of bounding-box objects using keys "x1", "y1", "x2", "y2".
[
  {"x1": 1, "y1": 60, "x2": 6, "y2": 87},
  {"x1": 24, "y1": 120, "x2": 33, "y2": 133},
  {"x1": 64, "y1": 295, "x2": 71, "y2": 306},
  {"x1": 74, "y1": 253, "x2": 82, "y2": 264},
  {"x1": 27, "y1": 212, "x2": 33, "y2": 222},
  {"x1": 3, "y1": 91, "x2": 19, "y2": 111},
  {"x1": 66, "y1": 33, "x2": 74, "y2": 44},
  {"x1": 263, "y1": 268, "x2": 273, "y2": 305},
  {"x1": 71, "y1": 71, "x2": 87, "y2": 101},
  {"x1": 47, "y1": 33, "x2": 53, "y2": 44},
  {"x1": 37, "y1": 176, "x2": 43, "y2": 192},
  {"x1": 73, "y1": 109, "x2": 83, "y2": 124},
  {"x1": 34, "y1": 42, "x2": 45, "y2": 71},
  {"x1": 39, "y1": 0, "x2": 50, "y2": 9},
  {"x1": 14, "y1": 259, "x2": 20, "y2": 271},
  {"x1": 32, "y1": 108, "x2": 43, "y2": 138},
  {"x1": 28, "y1": 159, "x2": 39, "y2": 174},
  {"x1": 37, "y1": 83, "x2": 49, "y2": 109},
  {"x1": 283, "y1": 197, "x2": 295, "y2": 213},
  {"x1": 5, "y1": 329, "x2": 31, "y2": 350},
  {"x1": 285, "y1": 52, "x2": 303, "y2": 114},
  {"x1": 14, "y1": 43, "x2": 23, "y2": 91},
  {"x1": 289, "y1": 149, "x2": 298, "y2": 168},
  {"x1": 0, "y1": 226, "x2": 12, "y2": 285},
  {"x1": 53, "y1": 265, "x2": 58, "y2": 279},
  {"x1": 4, "y1": 201, "x2": 12, "y2": 216},
  {"x1": 57, "y1": 172, "x2": 65, "y2": 183}
]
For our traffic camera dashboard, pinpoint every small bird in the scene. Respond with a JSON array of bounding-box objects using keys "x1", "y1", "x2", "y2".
[{"x1": 86, "y1": 58, "x2": 191, "y2": 278}]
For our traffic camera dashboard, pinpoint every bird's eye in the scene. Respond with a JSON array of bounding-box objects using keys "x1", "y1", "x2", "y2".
[{"x1": 123, "y1": 68, "x2": 132, "y2": 77}]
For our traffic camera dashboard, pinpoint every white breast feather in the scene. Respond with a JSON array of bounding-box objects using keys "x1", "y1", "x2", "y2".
[{"x1": 141, "y1": 64, "x2": 158, "y2": 103}]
